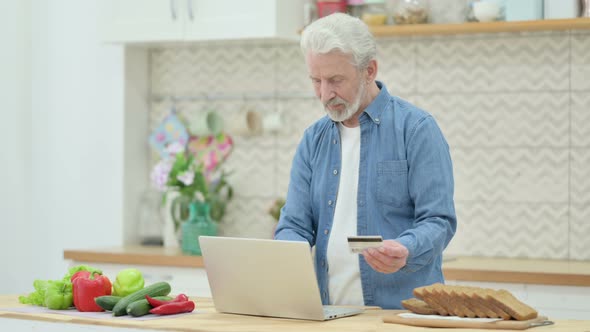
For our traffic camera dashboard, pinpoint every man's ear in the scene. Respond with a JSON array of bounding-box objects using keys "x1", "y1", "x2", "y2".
[{"x1": 366, "y1": 59, "x2": 378, "y2": 82}]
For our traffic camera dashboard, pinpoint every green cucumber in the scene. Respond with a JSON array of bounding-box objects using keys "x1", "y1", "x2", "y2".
[
  {"x1": 95, "y1": 296, "x2": 122, "y2": 311},
  {"x1": 126, "y1": 296, "x2": 172, "y2": 317},
  {"x1": 112, "y1": 281, "x2": 171, "y2": 316}
]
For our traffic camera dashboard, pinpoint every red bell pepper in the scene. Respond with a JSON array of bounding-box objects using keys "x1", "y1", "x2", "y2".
[
  {"x1": 149, "y1": 300, "x2": 195, "y2": 315},
  {"x1": 71, "y1": 270, "x2": 112, "y2": 295},
  {"x1": 145, "y1": 294, "x2": 189, "y2": 307},
  {"x1": 72, "y1": 272, "x2": 112, "y2": 312},
  {"x1": 70, "y1": 271, "x2": 113, "y2": 295}
]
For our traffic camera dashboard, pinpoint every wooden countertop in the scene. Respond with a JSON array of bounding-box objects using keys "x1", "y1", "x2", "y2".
[
  {"x1": 64, "y1": 246, "x2": 204, "y2": 268},
  {"x1": 63, "y1": 246, "x2": 590, "y2": 287},
  {"x1": 0, "y1": 296, "x2": 583, "y2": 331}
]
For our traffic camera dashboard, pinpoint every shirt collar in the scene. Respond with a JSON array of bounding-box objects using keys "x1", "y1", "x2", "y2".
[
  {"x1": 328, "y1": 80, "x2": 390, "y2": 127},
  {"x1": 361, "y1": 81, "x2": 389, "y2": 125}
]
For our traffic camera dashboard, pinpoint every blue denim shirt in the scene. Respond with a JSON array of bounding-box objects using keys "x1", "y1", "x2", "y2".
[{"x1": 274, "y1": 82, "x2": 457, "y2": 309}]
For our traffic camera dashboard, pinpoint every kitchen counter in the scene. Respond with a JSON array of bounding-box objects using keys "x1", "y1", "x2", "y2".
[
  {"x1": 64, "y1": 246, "x2": 204, "y2": 268},
  {"x1": 64, "y1": 246, "x2": 590, "y2": 287},
  {"x1": 0, "y1": 295, "x2": 585, "y2": 331}
]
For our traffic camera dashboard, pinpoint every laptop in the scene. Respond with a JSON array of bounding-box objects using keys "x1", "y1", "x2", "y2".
[{"x1": 199, "y1": 236, "x2": 364, "y2": 321}]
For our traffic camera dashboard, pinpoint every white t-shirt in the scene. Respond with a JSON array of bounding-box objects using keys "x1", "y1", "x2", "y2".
[{"x1": 326, "y1": 123, "x2": 363, "y2": 305}]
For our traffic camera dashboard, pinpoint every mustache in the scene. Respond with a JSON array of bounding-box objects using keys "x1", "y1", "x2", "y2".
[{"x1": 324, "y1": 97, "x2": 348, "y2": 108}]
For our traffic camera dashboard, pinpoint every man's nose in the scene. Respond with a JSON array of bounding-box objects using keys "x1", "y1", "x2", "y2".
[{"x1": 320, "y1": 83, "x2": 335, "y2": 104}]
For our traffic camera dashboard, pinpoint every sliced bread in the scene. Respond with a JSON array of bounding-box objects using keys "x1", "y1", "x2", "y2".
[{"x1": 401, "y1": 298, "x2": 439, "y2": 315}]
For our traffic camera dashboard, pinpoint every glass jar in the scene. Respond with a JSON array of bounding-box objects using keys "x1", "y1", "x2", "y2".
[
  {"x1": 136, "y1": 189, "x2": 164, "y2": 246},
  {"x1": 392, "y1": 0, "x2": 429, "y2": 24},
  {"x1": 347, "y1": 0, "x2": 366, "y2": 19},
  {"x1": 583, "y1": 0, "x2": 590, "y2": 17},
  {"x1": 429, "y1": 0, "x2": 468, "y2": 24},
  {"x1": 361, "y1": 0, "x2": 388, "y2": 25}
]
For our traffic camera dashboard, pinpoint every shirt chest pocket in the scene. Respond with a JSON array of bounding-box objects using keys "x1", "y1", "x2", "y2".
[{"x1": 376, "y1": 160, "x2": 411, "y2": 208}]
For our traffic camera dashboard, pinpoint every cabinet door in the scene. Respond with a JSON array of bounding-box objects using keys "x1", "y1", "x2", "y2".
[
  {"x1": 100, "y1": 0, "x2": 184, "y2": 43},
  {"x1": 185, "y1": 0, "x2": 303, "y2": 41}
]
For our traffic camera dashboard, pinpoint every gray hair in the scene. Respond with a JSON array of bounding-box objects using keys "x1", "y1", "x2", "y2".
[{"x1": 300, "y1": 13, "x2": 377, "y2": 70}]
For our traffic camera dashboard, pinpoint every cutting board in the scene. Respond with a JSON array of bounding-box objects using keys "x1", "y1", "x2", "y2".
[{"x1": 383, "y1": 313, "x2": 553, "y2": 330}]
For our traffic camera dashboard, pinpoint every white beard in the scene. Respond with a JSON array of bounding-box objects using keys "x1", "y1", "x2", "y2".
[{"x1": 324, "y1": 80, "x2": 366, "y2": 123}]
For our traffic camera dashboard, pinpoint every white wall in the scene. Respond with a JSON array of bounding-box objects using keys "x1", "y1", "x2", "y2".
[
  {"x1": 0, "y1": 0, "x2": 33, "y2": 294},
  {"x1": 0, "y1": 0, "x2": 126, "y2": 294}
]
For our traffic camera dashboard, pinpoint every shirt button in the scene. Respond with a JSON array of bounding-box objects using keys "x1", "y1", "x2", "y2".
[
  {"x1": 375, "y1": 118, "x2": 380, "y2": 123},
  {"x1": 321, "y1": 260, "x2": 325, "y2": 267},
  {"x1": 333, "y1": 139, "x2": 337, "y2": 144},
  {"x1": 333, "y1": 169, "x2": 338, "y2": 175},
  {"x1": 328, "y1": 200, "x2": 333, "y2": 206},
  {"x1": 324, "y1": 229, "x2": 329, "y2": 235}
]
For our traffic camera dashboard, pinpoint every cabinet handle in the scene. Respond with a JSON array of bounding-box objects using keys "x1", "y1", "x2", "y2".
[
  {"x1": 170, "y1": 0, "x2": 177, "y2": 20},
  {"x1": 187, "y1": 0, "x2": 194, "y2": 21}
]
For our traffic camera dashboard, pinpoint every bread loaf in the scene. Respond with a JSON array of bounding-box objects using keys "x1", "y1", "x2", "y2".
[
  {"x1": 401, "y1": 298, "x2": 438, "y2": 315},
  {"x1": 403, "y1": 284, "x2": 538, "y2": 321},
  {"x1": 471, "y1": 288, "x2": 512, "y2": 320},
  {"x1": 486, "y1": 289, "x2": 538, "y2": 321},
  {"x1": 414, "y1": 284, "x2": 449, "y2": 316},
  {"x1": 460, "y1": 287, "x2": 501, "y2": 318}
]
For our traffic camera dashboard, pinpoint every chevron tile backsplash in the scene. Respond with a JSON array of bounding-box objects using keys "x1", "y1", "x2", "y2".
[{"x1": 150, "y1": 30, "x2": 590, "y2": 261}]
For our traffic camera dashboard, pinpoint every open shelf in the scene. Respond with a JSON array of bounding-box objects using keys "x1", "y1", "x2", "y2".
[{"x1": 369, "y1": 18, "x2": 590, "y2": 37}]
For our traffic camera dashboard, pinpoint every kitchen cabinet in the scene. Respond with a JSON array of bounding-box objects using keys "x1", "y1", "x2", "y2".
[{"x1": 100, "y1": 0, "x2": 304, "y2": 43}]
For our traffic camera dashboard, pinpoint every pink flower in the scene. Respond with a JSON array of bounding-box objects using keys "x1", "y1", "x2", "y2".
[
  {"x1": 165, "y1": 142, "x2": 185, "y2": 156},
  {"x1": 150, "y1": 160, "x2": 173, "y2": 191}
]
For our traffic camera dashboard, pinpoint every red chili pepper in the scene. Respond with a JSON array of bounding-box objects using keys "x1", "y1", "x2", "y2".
[
  {"x1": 146, "y1": 294, "x2": 190, "y2": 307},
  {"x1": 149, "y1": 300, "x2": 195, "y2": 315},
  {"x1": 72, "y1": 272, "x2": 112, "y2": 312}
]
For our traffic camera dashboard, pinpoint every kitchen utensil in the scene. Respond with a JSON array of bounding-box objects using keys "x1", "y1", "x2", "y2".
[
  {"x1": 228, "y1": 108, "x2": 263, "y2": 136},
  {"x1": 262, "y1": 112, "x2": 283, "y2": 133},
  {"x1": 473, "y1": 1, "x2": 500, "y2": 22},
  {"x1": 149, "y1": 111, "x2": 189, "y2": 158},
  {"x1": 188, "y1": 110, "x2": 224, "y2": 137},
  {"x1": 187, "y1": 133, "x2": 233, "y2": 174}
]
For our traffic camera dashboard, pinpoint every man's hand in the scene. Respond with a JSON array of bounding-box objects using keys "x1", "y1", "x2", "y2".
[{"x1": 362, "y1": 240, "x2": 409, "y2": 274}]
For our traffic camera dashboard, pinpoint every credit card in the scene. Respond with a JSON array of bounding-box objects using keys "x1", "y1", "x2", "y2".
[{"x1": 347, "y1": 235, "x2": 383, "y2": 254}]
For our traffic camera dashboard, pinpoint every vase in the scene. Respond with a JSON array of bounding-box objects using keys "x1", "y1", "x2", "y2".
[
  {"x1": 161, "y1": 192, "x2": 192, "y2": 248},
  {"x1": 181, "y1": 201, "x2": 218, "y2": 255}
]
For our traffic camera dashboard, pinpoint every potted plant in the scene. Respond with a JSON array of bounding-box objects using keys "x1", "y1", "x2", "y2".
[{"x1": 151, "y1": 142, "x2": 233, "y2": 247}]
